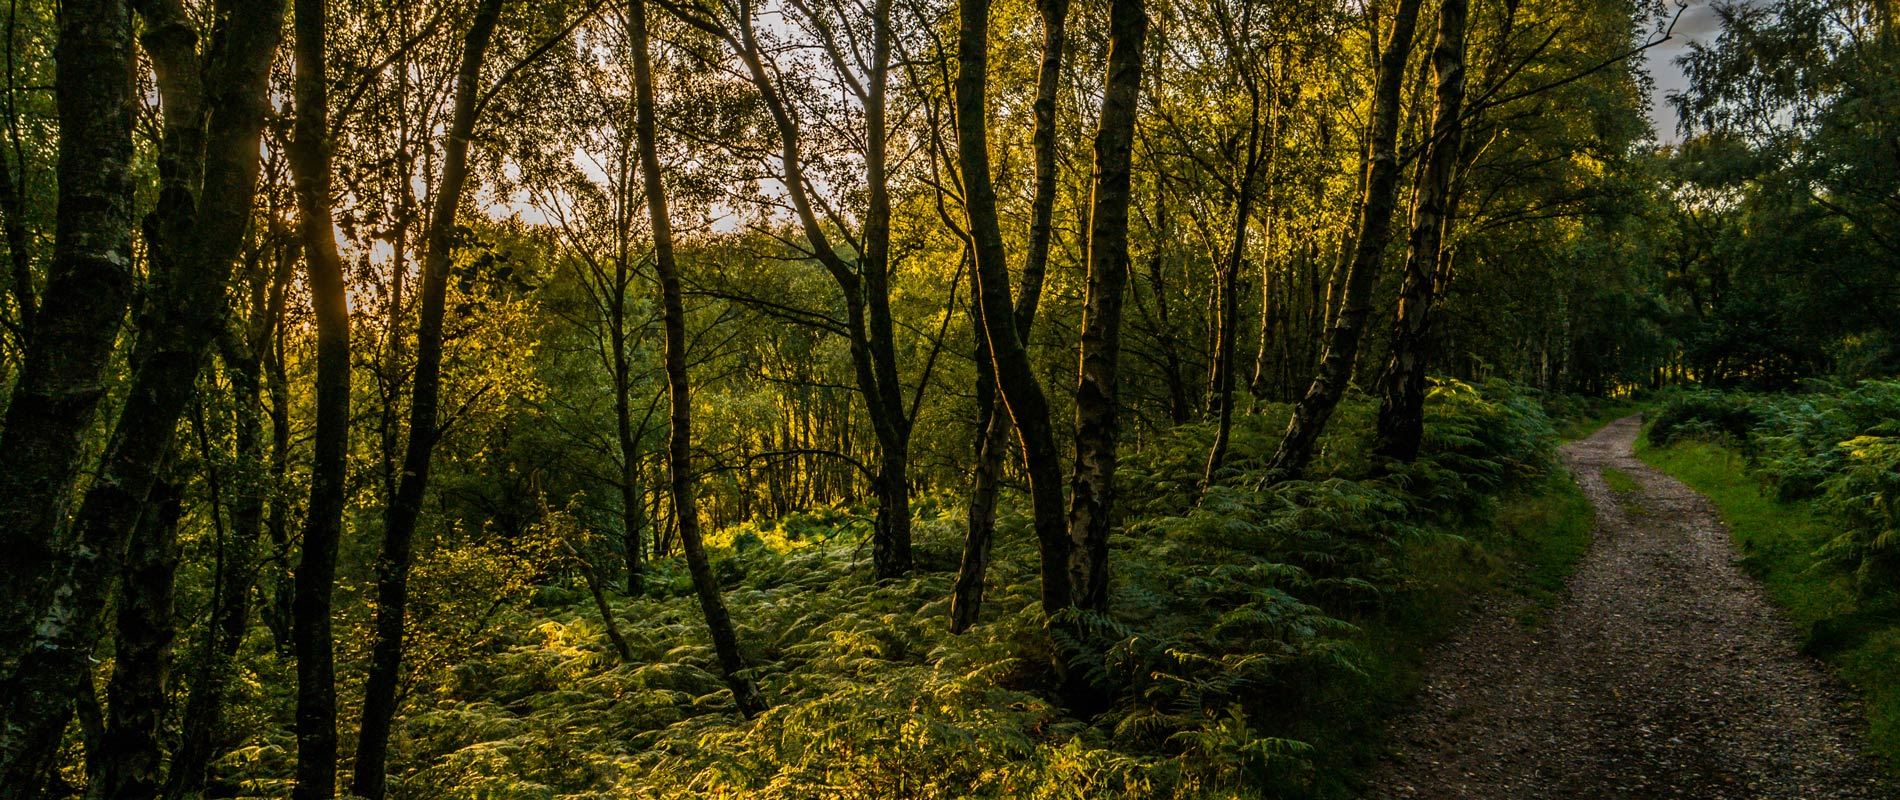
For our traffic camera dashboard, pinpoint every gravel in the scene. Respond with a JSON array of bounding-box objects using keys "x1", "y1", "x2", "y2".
[{"x1": 1365, "y1": 416, "x2": 1889, "y2": 799}]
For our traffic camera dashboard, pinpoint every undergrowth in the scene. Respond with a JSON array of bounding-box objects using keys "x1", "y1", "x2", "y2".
[{"x1": 204, "y1": 380, "x2": 1594, "y2": 799}]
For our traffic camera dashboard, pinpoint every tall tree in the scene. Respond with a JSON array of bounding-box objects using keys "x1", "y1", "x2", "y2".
[
  {"x1": 1066, "y1": 0, "x2": 1147, "y2": 613},
  {"x1": 1262, "y1": 0, "x2": 1424, "y2": 481},
  {"x1": 0, "y1": 0, "x2": 284, "y2": 790},
  {"x1": 631, "y1": 0, "x2": 768, "y2": 718},
  {"x1": 1374, "y1": 0, "x2": 1468, "y2": 462},
  {"x1": 955, "y1": 0, "x2": 1075, "y2": 614},
  {"x1": 950, "y1": 0, "x2": 1069, "y2": 634},
  {"x1": 0, "y1": 0, "x2": 137, "y2": 708},
  {"x1": 1199, "y1": 0, "x2": 1269, "y2": 488},
  {"x1": 352, "y1": 0, "x2": 506, "y2": 795},
  {"x1": 664, "y1": 0, "x2": 920, "y2": 579},
  {"x1": 286, "y1": 0, "x2": 353, "y2": 794}
]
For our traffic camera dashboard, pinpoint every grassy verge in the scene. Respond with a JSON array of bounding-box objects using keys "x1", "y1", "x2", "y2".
[
  {"x1": 1636, "y1": 434, "x2": 1900, "y2": 771},
  {"x1": 1309, "y1": 470, "x2": 1596, "y2": 796}
]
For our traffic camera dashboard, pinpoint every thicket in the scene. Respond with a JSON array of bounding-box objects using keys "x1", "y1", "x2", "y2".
[{"x1": 179, "y1": 380, "x2": 1563, "y2": 799}]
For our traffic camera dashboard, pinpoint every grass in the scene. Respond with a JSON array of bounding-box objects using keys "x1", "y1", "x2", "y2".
[
  {"x1": 1491, "y1": 472, "x2": 1597, "y2": 627},
  {"x1": 1636, "y1": 433, "x2": 1900, "y2": 772},
  {"x1": 1601, "y1": 466, "x2": 1641, "y2": 495}
]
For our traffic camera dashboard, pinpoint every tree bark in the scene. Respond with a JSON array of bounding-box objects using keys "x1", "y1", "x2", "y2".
[
  {"x1": 1374, "y1": 0, "x2": 1468, "y2": 463},
  {"x1": 1262, "y1": 0, "x2": 1424, "y2": 482},
  {"x1": 86, "y1": 476, "x2": 183, "y2": 800},
  {"x1": 0, "y1": 2, "x2": 283, "y2": 792},
  {"x1": 860, "y1": 0, "x2": 917, "y2": 581},
  {"x1": 263, "y1": 237, "x2": 299, "y2": 658},
  {"x1": 612, "y1": 294, "x2": 646, "y2": 595},
  {"x1": 352, "y1": 1, "x2": 504, "y2": 796},
  {"x1": 949, "y1": 0, "x2": 1068, "y2": 634},
  {"x1": 1066, "y1": 0, "x2": 1147, "y2": 614},
  {"x1": 0, "y1": 0, "x2": 137, "y2": 715},
  {"x1": 287, "y1": 0, "x2": 351, "y2": 793},
  {"x1": 632, "y1": 0, "x2": 767, "y2": 718},
  {"x1": 582, "y1": 555, "x2": 635, "y2": 662},
  {"x1": 955, "y1": 0, "x2": 1074, "y2": 615}
]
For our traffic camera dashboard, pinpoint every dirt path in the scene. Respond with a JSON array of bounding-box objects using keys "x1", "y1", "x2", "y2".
[{"x1": 1367, "y1": 416, "x2": 1888, "y2": 799}]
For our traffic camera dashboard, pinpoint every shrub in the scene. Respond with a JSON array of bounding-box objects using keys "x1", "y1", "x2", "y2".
[
  {"x1": 1648, "y1": 390, "x2": 1760, "y2": 447},
  {"x1": 1816, "y1": 435, "x2": 1900, "y2": 593}
]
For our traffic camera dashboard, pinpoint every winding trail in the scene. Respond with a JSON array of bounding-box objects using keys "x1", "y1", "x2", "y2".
[{"x1": 1368, "y1": 416, "x2": 1888, "y2": 799}]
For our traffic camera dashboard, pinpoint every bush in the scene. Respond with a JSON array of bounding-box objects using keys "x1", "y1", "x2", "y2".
[
  {"x1": 1817, "y1": 435, "x2": 1900, "y2": 592},
  {"x1": 1648, "y1": 391, "x2": 1760, "y2": 447}
]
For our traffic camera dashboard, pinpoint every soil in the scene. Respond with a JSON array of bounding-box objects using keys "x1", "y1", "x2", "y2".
[{"x1": 1366, "y1": 416, "x2": 1889, "y2": 799}]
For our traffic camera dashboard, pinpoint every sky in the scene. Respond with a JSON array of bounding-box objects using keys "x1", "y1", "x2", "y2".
[{"x1": 1642, "y1": 0, "x2": 1729, "y2": 142}]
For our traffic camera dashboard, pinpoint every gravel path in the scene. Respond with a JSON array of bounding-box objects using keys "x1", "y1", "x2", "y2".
[{"x1": 1367, "y1": 415, "x2": 1889, "y2": 799}]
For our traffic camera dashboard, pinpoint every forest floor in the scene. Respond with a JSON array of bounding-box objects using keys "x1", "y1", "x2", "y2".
[{"x1": 1365, "y1": 416, "x2": 1890, "y2": 799}]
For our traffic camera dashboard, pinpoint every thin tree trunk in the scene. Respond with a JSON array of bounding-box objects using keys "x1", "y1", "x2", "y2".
[
  {"x1": 0, "y1": 3, "x2": 283, "y2": 791},
  {"x1": 631, "y1": 0, "x2": 767, "y2": 718},
  {"x1": 287, "y1": 0, "x2": 351, "y2": 792},
  {"x1": 956, "y1": 0, "x2": 1074, "y2": 615},
  {"x1": 0, "y1": 0, "x2": 137, "y2": 720},
  {"x1": 1375, "y1": 0, "x2": 1468, "y2": 463},
  {"x1": 1145, "y1": 249, "x2": 1193, "y2": 424},
  {"x1": 949, "y1": 0, "x2": 1068, "y2": 633},
  {"x1": 612, "y1": 279, "x2": 645, "y2": 594},
  {"x1": 1067, "y1": 0, "x2": 1147, "y2": 615},
  {"x1": 86, "y1": 476, "x2": 183, "y2": 800},
  {"x1": 952, "y1": 300, "x2": 1007, "y2": 634},
  {"x1": 353, "y1": 2, "x2": 504, "y2": 796},
  {"x1": 708, "y1": 0, "x2": 915, "y2": 581},
  {"x1": 581, "y1": 555, "x2": 635, "y2": 661},
  {"x1": 1202, "y1": 69, "x2": 1266, "y2": 489},
  {"x1": 1248, "y1": 96, "x2": 1287, "y2": 409},
  {"x1": 1263, "y1": 0, "x2": 1424, "y2": 482},
  {"x1": 263, "y1": 241, "x2": 298, "y2": 657},
  {"x1": 860, "y1": 0, "x2": 917, "y2": 581}
]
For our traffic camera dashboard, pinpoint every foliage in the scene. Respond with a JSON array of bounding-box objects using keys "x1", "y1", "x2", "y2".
[
  {"x1": 119, "y1": 379, "x2": 1574, "y2": 799},
  {"x1": 175, "y1": 380, "x2": 1560, "y2": 800},
  {"x1": 1647, "y1": 389, "x2": 1761, "y2": 447}
]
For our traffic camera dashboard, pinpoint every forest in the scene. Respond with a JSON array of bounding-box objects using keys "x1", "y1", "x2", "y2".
[{"x1": 0, "y1": 0, "x2": 1895, "y2": 794}]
